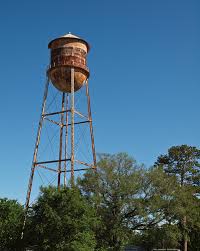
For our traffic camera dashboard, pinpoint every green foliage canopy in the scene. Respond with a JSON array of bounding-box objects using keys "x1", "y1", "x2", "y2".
[
  {"x1": 155, "y1": 145, "x2": 200, "y2": 251},
  {"x1": 25, "y1": 186, "x2": 97, "y2": 251},
  {"x1": 0, "y1": 198, "x2": 23, "y2": 250},
  {"x1": 79, "y1": 153, "x2": 178, "y2": 250}
]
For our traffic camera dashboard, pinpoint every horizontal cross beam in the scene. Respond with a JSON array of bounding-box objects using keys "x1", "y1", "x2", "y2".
[
  {"x1": 42, "y1": 109, "x2": 71, "y2": 117},
  {"x1": 34, "y1": 158, "x2": 71, "y2": 165}
]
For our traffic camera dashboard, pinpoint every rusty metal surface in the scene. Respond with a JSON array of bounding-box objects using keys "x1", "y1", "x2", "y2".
[
  {"x1": 48, "y1": 34, "x2": 90, "y2": 93},
  {"x1": 51, "y1": 46, "x2": 87, "y2": 57},
  {"x1": 49, "y1": 53, "x2": 89, "y2": 74},
  {"x1": 48, "y1": 67, "x2": 88, "y2": 93}
]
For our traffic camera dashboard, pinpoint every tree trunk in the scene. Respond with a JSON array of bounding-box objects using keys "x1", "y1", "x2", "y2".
[
  {"x1": 183, "y1": 215, "x2": 187, "y2": 251},
  {"x1": 184, "y1": 238, "x2": 187, "y2": 251}
]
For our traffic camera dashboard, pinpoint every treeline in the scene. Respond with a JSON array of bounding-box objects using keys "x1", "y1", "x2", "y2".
[{"x1": 0, "y1": 145, "x2": 199, "y2": 251}]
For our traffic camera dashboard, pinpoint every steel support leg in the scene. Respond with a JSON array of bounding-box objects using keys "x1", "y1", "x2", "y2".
[
  {"x1": 64, "y1": 94, "x2": 69, "y2": 187},
  {"x1": 21, "y1": 77, "x2": 49, "y2": 239},
  {"x1": 86, "y1": 79, "x2": 97, "y2": 168},
  {"x1": 58, "y1": 92, "x2": 65, "y2": 189},
  {"x1": 71, "y1": 68, "x2": 75, "y2": 184}
]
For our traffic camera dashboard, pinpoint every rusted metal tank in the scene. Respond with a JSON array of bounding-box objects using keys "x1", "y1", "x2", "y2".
[{"x1": 48, "y1": 33, "x2": 90, "y2": 93}]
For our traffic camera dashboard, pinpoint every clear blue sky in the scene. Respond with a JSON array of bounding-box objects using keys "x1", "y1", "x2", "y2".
[{"x1": 0, "y1": 0, "x2": 199, "y2": 201}]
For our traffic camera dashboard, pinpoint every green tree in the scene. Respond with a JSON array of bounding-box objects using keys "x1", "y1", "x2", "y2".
[
  {"x1": 25, "y1": 186, "x2": 97, "y2": 251},
  {"x1": 131, "y1": 224, "x2": 181, "y2": 251},
  {"x1": 0, "y1": 198, "x2": 24, "y2": 250},
  {"x1": 155, "y1": 145, "x2": 200, "y2": 251},
  {"x1": 155, "y1": 145, "x2": 200, "y2": 188},
  {"x1": 79, "y1": 153, "x2": 178, "y2": 251},
  {"x1": 187, "y1": 196, "x2": 200, "y2": 251},
  {"x1": 188, "y1": 220, "x2": 200, "y2": 251}
]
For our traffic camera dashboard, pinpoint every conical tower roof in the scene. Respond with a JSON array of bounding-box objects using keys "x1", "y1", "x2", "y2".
[
  {"x1": 48, "y1": 33, "x2": 90, "y2": 51},
  {"x1": 61, "y1": 33, "x2": 80, "y2": 39}
]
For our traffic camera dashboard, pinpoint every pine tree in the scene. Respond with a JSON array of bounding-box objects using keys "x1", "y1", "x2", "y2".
[{"x1": 155, "y1": 145, "x2": 200, "y2": 251}]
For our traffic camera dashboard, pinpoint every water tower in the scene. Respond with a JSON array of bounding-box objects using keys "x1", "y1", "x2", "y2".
[{"x1": 23, "y1": 33, "x2": 96, "y2": 231}]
